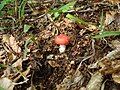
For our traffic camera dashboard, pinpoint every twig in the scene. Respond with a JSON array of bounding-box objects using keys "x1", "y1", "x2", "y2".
[
  {"x1": 89, "y1": 48, "x2": 120, "y2": 69},
  {"x1": 74, "y1": 39, "x2": 95, "y2": 75},
  {"x1": 12, "y1": 78, "x2": 29, "y2": 85}
]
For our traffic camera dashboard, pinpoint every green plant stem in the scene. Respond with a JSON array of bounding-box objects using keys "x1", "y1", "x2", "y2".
[{"x1": 15, "y1": 0, "x2": 18, "y2": 17}]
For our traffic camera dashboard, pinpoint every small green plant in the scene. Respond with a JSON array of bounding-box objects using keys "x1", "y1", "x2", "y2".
[
  {"x1": 66, "y1": 13, "x2": 88, "y2": 25},
  {"x1": 18, "y1": 0, "x2": 27, "y2": 19},
  {"x1": 0, "y1": 0, "x2": 13, "y2": 11},
  {"x1": 93, "y1": 31, "x2": 120, "y2": 38},
  {"x1": 50, "y1": 1, "x2": 76, "y2": 19},
  {"x1": 0, "y1": 0, "x2": 14, "y2": 16},
  {"x1": 24, "y1": 24, "x2": 31, "y2": 33},
  {"x1": 93, "y1": 11, "x2": 120, "y2": 38}
]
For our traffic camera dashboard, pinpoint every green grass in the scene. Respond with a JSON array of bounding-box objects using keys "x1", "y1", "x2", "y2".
[
  {"x1": 49, "y1": 1, "x2": 76, "y2": 19},
  {"x1": 93, "y1": 11, "x2": 120, "y2": 38}
]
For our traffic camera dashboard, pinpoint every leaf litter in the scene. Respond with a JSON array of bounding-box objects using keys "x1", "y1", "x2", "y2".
[{"x1": 0, "y1": 0, "x2": 120, "y2": 90}]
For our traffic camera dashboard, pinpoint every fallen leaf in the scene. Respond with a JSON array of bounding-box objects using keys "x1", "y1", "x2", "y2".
[
  {"x1": 104, "y1": 11, "x2": 116, "y2": 26},
  {"x1": 0, "y1": 77, "x2": 14, "y2": 90},
  {"x1": 12, "y1": 58, "x2": 22, "y2": 68},
  {"x1": 87, "y1": 24, "x2": 97, "y2": 31},
  {"x1": 86, "y1": 72, "x2": 103, "y2": 90},
  {"x1": 105, "y1": 0, "x2": 120, "y2": 4},
  {"x1": 111, "y1": 40, "x2": 120, "y2": 49},
  {"x1": 27, "y1": 85, "x2": 37, "y2": 90},
  {"x1": 2, "y1": 35, "x2": 21, "y2": 53},
  {"x1": 56, "y1": 71, "x2": 83, "y2": 90},
  {"x1": 0, "y1": 50, "x2": 5, "y2": 62},
  {"x1": 24, "y1": 24, "x2": 31, "y2": 33},
  {"x1": 112, "y1": 72, "x2": 120, "y2": 83},
  {"x1": 48, "y1": 60, "x2": 60, "y2": 67},
  {"x1": 9, "y1": 35, "x2": 21, "y2": 53}
]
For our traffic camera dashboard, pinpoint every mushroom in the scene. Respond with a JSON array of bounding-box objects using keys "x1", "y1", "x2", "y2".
[{"x1": 55, "y1": 34, "x2": 70, "y2": 53}]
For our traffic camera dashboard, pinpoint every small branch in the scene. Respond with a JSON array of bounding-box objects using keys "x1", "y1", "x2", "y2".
[{"x1": 74, "y1": 39, "x2": 95, "y2": 75}]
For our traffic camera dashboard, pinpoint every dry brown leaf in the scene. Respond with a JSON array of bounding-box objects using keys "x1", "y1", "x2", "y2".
[
  {"x1": 112, "y1": 72, "x2": 120, "y2": 83},
  {"x1": 27, "y1": 85, "x2": 37, "y2": 90},
  {"x1": 48, "y1": 60, "x2": 60, "y2": 67},
  {"x1": 0, "y1": 50, "x2": 5, "y2": 61},
  {"x1": 105, "y1": 0, "x2": 120, "y2": 4},
  {"x1": 13, "y1": 66, "x2": 30, "y2": 83},
  {"x1": 9, "y1": 35, "x2": 21, "y2": 53},
  {"x1": 104, "y1": 11, "x2": 116, "y2": 26},
  {"x1": 86, "y1": 72, "x2": 103, "y2": 90},
  {"x1": 80, "y1": 87, "x2": 87, "y2": 90},
  {"x1": 56, "y1": 71, "x2": 83, "y2": 90},
  {"x1": 111, "y1": 40, "x2": 120, "y2": 49},
  {"x1": 87, "y1": 24, "x2": 97, "y2": 31},
  {"x1": 2, "y1": 35, "x2": 21, "y2": 53},
  {"x1": 0, "y1": 77, "x2": 15, "y2": 90},
  {"x1": 12, "y1": 58, "x2": 22, "y2": 68}
]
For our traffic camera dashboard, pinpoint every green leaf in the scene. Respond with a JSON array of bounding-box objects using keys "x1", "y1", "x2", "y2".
[
  {"x1": 99, "y1": 10, "x2": 105, "y2": 33},
  {"x1": 24, "y1": 24, "x2": 31, "y2": 33},
  {"x1": 53, "y1": 12, "x2": 60, "y2": 19},
  {"x1": 0, "y1": 86, "x2": 5, "y2": 90},
  {"x1": 50, "y1": 1, "x2": 76, "y2": 19},
  {"x1": 59, "y1": 1, "x2": 76, "y2": 13},
  {"x1": 66, "y1": 14, "x2": 88, "y2": 25},
  {"x1": 0, "y1": 3, "x2": 5, "y2": 11},
  {"x1": 93, "y1": 31, "x2": 120, "y2": 38},
  {"x1": 0, "y1": 0, "x2": 14, "y2": 11}
]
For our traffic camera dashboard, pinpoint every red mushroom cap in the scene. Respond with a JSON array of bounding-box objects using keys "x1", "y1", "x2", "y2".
[{"x1": 55, "y1": 34, "x2": 70, "y2": 45}]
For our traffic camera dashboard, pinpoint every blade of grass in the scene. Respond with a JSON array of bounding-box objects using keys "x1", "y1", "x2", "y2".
[
  {"x1": 99, "y1": 10, "x2": 105, "y2": 33},
  {"x1": 66, "y1": 14, "x2": 88, "y2": 25},
  {"x1": 59, "y1": 1, "x2": 76, "y2": 13},
  {"x1": 18, "y1": 0, "x2": 27, "y2": 19},
  {"x1": 50, "y1": 1, "x2": 76, "y2": 19},
  {"x1": 93, "y1": 31, "x2": 120, "y2": 38}
]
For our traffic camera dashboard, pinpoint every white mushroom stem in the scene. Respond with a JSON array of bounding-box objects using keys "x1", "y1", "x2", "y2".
[{"x1": 59, "y1": 45, "x2": 66, "y2": 53}]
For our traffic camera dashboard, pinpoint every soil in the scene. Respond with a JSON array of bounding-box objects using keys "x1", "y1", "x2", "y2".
[{"x1": 0, "y1": 0, "x2": 120, "y2": 90}]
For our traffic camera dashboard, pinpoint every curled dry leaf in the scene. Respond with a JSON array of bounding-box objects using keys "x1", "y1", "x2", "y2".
[{"x1": 2, "y1": 35, "x2": 21, "y2": 53}]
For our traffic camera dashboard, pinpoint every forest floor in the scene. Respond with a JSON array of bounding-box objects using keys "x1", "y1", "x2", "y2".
[{"x1": 0, "y1": 0, "x2": 120, "y2": 90}]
